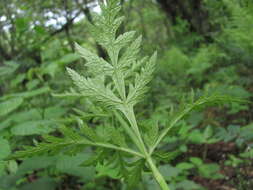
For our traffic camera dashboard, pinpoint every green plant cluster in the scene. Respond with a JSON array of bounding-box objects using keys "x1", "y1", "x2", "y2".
[{"x1": 0, "y1": 0, "x2": 253, "y2": 190}]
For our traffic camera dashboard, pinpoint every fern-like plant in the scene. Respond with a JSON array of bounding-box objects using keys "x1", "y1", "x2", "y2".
[{"x1": 10, "y1": 1, "x2": 246, "y2": 189}]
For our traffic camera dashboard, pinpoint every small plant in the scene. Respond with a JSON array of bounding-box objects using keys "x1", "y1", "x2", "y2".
[{"x1": 10, "y1": 1, "x2": 245, "y2": 189}]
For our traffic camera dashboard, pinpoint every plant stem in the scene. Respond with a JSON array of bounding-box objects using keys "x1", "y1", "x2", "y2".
[
  {"x1": 146, "y1": 157, "x2": 171, "y2": 190},
  {"x1": 89, "y1": 142, "x2": 144, "y2": 158},
  {"x1": 121, "y1": 106, "x2": 170, "y2": 190},
  {"x1": 150, "y1": 105, "x2": 194, "y2": 155},
  {"x1": 114, "y1": 110, "x2": 143, "y2": 151},
  {"x1": 122, "y1": 106, "x2": 147, "y2": 154}
]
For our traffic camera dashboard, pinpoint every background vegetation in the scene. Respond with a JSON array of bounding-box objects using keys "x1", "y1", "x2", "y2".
[{"x1": 0, "y1": 0, "x2": 253, "y2": 189}]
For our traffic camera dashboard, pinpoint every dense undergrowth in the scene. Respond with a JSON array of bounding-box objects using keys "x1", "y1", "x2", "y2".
[{"x1": 0, "y1": 0, "x2": 253, "y2": 189}]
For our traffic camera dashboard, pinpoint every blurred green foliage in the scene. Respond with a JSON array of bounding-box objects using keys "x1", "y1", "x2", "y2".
[{"x1": 0, "y1": 0, "x2": 253, "y2": 189}]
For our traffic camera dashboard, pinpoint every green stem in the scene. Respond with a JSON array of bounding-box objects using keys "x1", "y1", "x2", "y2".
[
  {"x1": 89, "y1": 142, "x2": 144, "y2": 158},
  {"x1": 114, "y1": 110, "x2": 144, "y2": 152},
  {"x1": 149, "y1": 106, "x2": 193, "y2": 155},
  {"x1": 122, "y1": 106, "x2": 148, "y2": 155},
  {"x1": 147, "y1": 157, "x2": 171, "y2": 190},
  {"x1": 120, "y1": 106, "x2": 170, "y2": 190}
]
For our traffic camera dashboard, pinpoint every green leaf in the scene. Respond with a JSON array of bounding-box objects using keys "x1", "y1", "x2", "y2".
[
  {"x1": 114, "y1": 31, "x2": 136, "y2": 50},
  {"x1": 190, "y1": 157, "x2": 203, "y2": 166},
  {"x1": 75, "y1": 43, "x2": 113, "y2": 76},
  {"x1": 175, "y1": 180, "x2": 203, "y2": 190},
  {"x1": 26, "y1": 79, "x2": 40, "y2": 90},
  {"x1": 0, "y1": 61, "x2": 19, "y2": 76},
  {"x1": 144, "y1": 120, "x2": 159, "y2": 147},
  {"x1": 13, "y1": 109, "x2": 42, "y2": 122},
  {"x1": 143, "y1": 174, "x2": 160, "y2": 190},
  {"x1": 11, "y1": 120, "x2": 57, "y2": 136},
  {"x1": 96, "y1": 162, "x2": 120, "y2": 179},
  {"x1": 120, "y1": 36, "x2": 143, "y2": 71},
  {"x1": 127, "y1": 52, "x2": 157, "y2": 106},
  {"x1": 56, "y1": 153, "x2": 95, "y2": 181},
  {"x1": 6, "y1": 160, "x2": 18, "y2": 174},
  {"x1": 77, "y1": 119, "x2": 101, "y2": 142},
  {"x1": 19, "y1": 177, "x2": 57, "y2": 190},
  {"x1": 17, "y1": 156, "x2": 56, "y2": 176},
  {"x1": 0, "y1": 161, "x2": 5, "y2": 176},
  {"x1": 73, "y1": 108, "x2": 109, "y2": 120},
  {"x1": 240, "y1": 149, "x2": 253, "y2": 158},
  {"x1": 176, "y1": 162, "x2": 194, "y2": 170},
  {"x1": 0, "y1": 87, "x2": 50, "y2": 100},
  {"x1": 11, "y1": 73, "x2": 26, "y2": 87},
  {"x1": 0, "y1": 98, "x2": 23, "y2": 117},
  {"x1": 44, "y1": 106, "x2": 67, "y2": 119},
  {"x1": 109, "y1": 126, "x2": 127, "y2": 147},
  {"x1": 188, "y1": 129, "x2": 205, "y2": 144},
  {"x1": 199, "y1": 163, "x2": 223, "y2": 179},
  {"x1": 151, "y1": 93, "x2": 247, "y2": 154},
  {"x1": 56, "y1": 53, "x2": 80, "y2": 65},
  {"x1": 126, "y1": 159, "x2": 145, "y2": 188},
  {"x1": 10, "y1": 125, "x2": 141, "y2": 159},
  {"x1": 10, "y1": 139, "x2": 77, "y2": 159},
  {"x1": 0, "y1": 119, "x2": 12, "y2": 132},
  {"x1": 159, "y1": 164, "x2": 181, "y2": 180},
  {"x1": 0, "y1": 139, "x2": 11, "y2": 160},
  {"x1": 203, "y1": 125, "x2": 213, "y2": 140},
  {"x1": 67, "y1": 67, "x2": 122, "y2": 107},
  {"x1": 90, "y1": 1, "x2": 123, "y2": 49},
  {"x1": 81, "y1": 149, "x2": 105, "y2": 167},
  {"x1": 153, "y1": 150, "x2": 181, "y2": 162}
]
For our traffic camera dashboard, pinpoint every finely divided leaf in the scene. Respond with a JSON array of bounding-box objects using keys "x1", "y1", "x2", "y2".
[
  {"x1": 127, "y1": 52, "x2": 157, "y2": 106},
  {"x1": 114, "y1": 31, "x2": 136, "y2": 51},
  {"x1": 119, "y1": 35, "x2": 142, "y2": 68},
  {"x1": 126, "y1": 159, "x2": 145, "y2": 188},
  {"x1": 75, "y1": 43, "x2": 113, "y2": 76},
  {"x1": 144, "y1": 121, "x2": 159, "y2": 147},
  {"x1": 67, "y1": 67, "x2": 122, "y2": 107},
  {"x1": 109, "y1": 126, "x2": 127, "y2": 147},
  {"x1": 77, "y1": 119, "x2": 101, "y2": 142}
]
